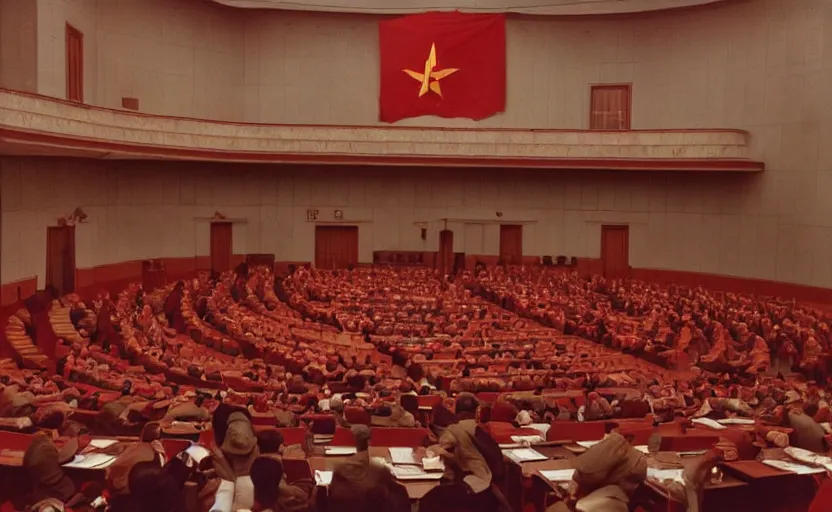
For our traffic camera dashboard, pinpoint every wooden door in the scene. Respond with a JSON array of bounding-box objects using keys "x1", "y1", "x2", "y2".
[
  {"x1": 438, "y1": 230, "x2": 454, "y2": 275},
  {"x1": 210, "y1": 222, "x2": 233, "y2": 275},
  {"x1": 499, "y1": 224, "x2": 523, "y2": 265},
  {"x1": 315, "y1": 226, "x2": 359, "y2": 269},
  {"x1": 601, "y1": 225, "x2": 629, "y2": 278},
  {"x1": 46, "y1": 225, "x2": 76, "y2": 295}
]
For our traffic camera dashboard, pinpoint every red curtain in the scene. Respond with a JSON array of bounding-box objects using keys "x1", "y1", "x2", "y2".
[
  {"x1": 601, "y1": 225, "x2": 630, "y2": 278},
  {"x1": 210, "y1": 222, "x2": 233, "y2": 274},
  {"x1": 66, "y1": 24, "x2": 84, "y2": 102},
  {"x1": 590, "y1": 85, "x2": 630, "y2": 130},
  {"x1": 315, "y1": 226, "x2": 359, "y2": 269},
  {"x1": 499, "y1": 224, "x2": 522, "y2": 265}
]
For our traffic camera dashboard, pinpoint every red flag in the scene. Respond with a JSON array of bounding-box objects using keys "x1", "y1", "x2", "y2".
[{"x1": 379, "y1": 11, "x2": 506, "y2": 123}]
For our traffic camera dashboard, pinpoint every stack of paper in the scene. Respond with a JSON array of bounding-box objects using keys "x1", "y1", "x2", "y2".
[
  {"x1": 389, "y1": 447, "x2": 417, "y2": 465},
  {"x1": 315, "y1": 470, "x2": 334, "y2": 486},
  {"x1": 540, "y1": 469, "x2": 575, "y2": 482},
  {"x1": 763, "y1": 459, "x2": 826, "y2": 475},
  {"x1": 502, "y1": 448, "x2": 548, "y2": 463},
  {"x1": 716, "y1": 418, "x2": 755, "y2": 425},
  {"x1": 691, "y1": 418, "x2": 727, "y2": 430},
  {"x1": 63, "y1": 453, "x2": 116, "y2": 469},
  {"x1": 421, "y1": 456, "x2": 444, "y2": 472},
  {"x1": 634, "y1": 445, "x2": 649, "y2": 454},
  {"x1": 647, "y1": 468, "x2": 685, "y2": 484},
  {"x1": 390, "y1": 465, "x2": 444, "y2": 481},
  {"x1": 88, "y1": 439, "x2": 119, "y2": 449},
  {"x1": 325, "y1": 446, "x2": 357, "y2": 456},
  {"x1": 511, "y1": 435, "x2": 544, "y2": 444},
  {"x1": 186, "y1": 445, "x2": 211, "y2": 463},
  {"x1": 576, "y1": 440, "x2": 602, "y2": 449}
]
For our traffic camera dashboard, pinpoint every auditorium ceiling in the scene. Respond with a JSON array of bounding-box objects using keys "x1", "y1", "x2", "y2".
[{"x1": 210, "y1": 0, "x2": 732, "y2": 15}]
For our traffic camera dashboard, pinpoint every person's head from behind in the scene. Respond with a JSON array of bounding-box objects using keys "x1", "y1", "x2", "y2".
[
  {"x1": 352, "y1": 425, "x2": 371, "y2": 452},
  {"x1": 455, "y1": 393, "x2": 479, "y2": 418},
  {"x1": 256, "y1": 428, "x2": 285, "y2": 455},
  {"x1": 128, "y1": 460, "x2": 182, "y2": 512},
  {"x1": 250, "y1": 456, "x2": 284, "y2": 510},
  {"x1": 329, "y1": 460, "x2": 409, "y2": 512}
]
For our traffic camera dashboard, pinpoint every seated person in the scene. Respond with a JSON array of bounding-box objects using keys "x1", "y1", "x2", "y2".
[{"x1": 329, "y1": 459, "x2": 410, "y2": 512}]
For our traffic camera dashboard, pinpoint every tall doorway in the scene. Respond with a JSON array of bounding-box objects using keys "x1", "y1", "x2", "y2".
[
  {"x1": 210, "y1": 222, "x2": 233, "y2": 275},
  {"x1": 499, "y1": 224, "x2": 523, "y2": 265},
  {"x1": 315, "y1": 225, "x2": 359, "y2": 269},
  {"x1": 46, "y1": 225, "x2": 76, "y2": 295},
  {"x1": 601, "y1": 225, "x2": 629, "y2": 278},
  {"x1": 438, "y1": 229, "x2": 454, "y2": 275}
]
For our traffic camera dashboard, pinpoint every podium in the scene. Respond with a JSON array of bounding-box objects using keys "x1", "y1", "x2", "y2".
[{"x1": 142, "y1": 260, "x2": 167, "y2": 291}]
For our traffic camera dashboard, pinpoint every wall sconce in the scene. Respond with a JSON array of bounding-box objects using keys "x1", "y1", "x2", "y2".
[{"x1": 496, "y1": 212, "x2": 503, "y2": 217}]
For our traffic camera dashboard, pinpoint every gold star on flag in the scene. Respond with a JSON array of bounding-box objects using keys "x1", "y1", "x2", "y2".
[{"x1": 403, "y1": 43, "x2": 459, "y2": 98}]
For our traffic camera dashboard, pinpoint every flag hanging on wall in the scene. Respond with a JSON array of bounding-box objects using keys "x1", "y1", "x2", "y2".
[{"x1": 378, "y1": 11, "x2": 506, "y2": 123}]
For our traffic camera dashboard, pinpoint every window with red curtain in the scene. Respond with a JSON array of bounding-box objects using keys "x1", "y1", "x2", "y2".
[
  {"x1": 590, "y1": 85, "x2": 631, "y2": 130},
  {"x1": 499, "y1": 224, "x2": 523, "y2": 265},
  {"x1": 66, "y1": 24, "x2": 84, "y2": 102}
]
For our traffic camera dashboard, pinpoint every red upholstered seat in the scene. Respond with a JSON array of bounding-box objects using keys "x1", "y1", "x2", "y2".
[
  {"x1": 275, "y1": 427, "x2": 308, "y2": 447},
  {"x1": 482, "y1": 422, "x2": 539, "y2": 444},
  {"x1": 0, "y1": 431, "x2": 35, "y2": 451},
  {"x1": 476, "y1": 392, "x2": 500, "y2": 404},
  {"x1": 370, "y1": 427, "x2": 430, "y2": 447},
  {"x1": 283, "y1": 457, "x2": 313, "y2": 484},
  {"x1": 659, "y1": 433, "x2": 720, "y2": 452},
  {"x1": 331, "y1": 427, "x2": 356, "y2": 446},
  {"x1": 547, "y1": 421, "x2": 606, "y2": 442},
  {"x1": 160, "y1": 438, "x2": 191, "y2": 460},
  {"x1": 303, "y1": 414, "x2": 335, "y2": 435},
  {"x1": 418, "y1": 395, "x2": 442, "y2": 408},
  {"x1": 615, "y1": 425, "x2": 655, "y2": 445},
  {"x1": 344, "y1": 406, "x2": 371, "y2": 425}
]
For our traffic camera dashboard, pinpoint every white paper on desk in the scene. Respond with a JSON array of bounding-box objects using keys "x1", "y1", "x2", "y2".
[
  {"x1": 421, "y1": 456, "x2": 444, "y2": 472},
  {"x1": 63, "y1": 453, "x2": 116, "y2": 469},
  {"x1": 540, "y1": 469, "x2": 575, "y2": 482},
  {"x1": 390, "y1": 465, "x2": 444, "y2": 481},
  {"x1": 511, "y1": 435, "x2": 544, "y2": 444},
  {"x1": 647, "y1": 468, "x2": 685, "y2": 484},
  {"x1": 389, "y1": 447, "x2": 417, "y2": 465},
  {"x1": 186, "y1": 444, "x2": 210, "y2": 463},
  {"x1": 502, "y1": 448, "x2": 548, "y2": 462},
  {"x1": 717, "y1": 418, "x2": 755, "y2": 425},
  {"x1": 325, "y1": 446, "x2": 357, "y2": 456},
  {"x1": 88, "y1": 439, "x2": 118, "y2": 449},
  {"x1": 315, "y1": 470, "x2": 333, "y2": 486},
  {"x1": 529, "y1": 423, "x2": 551, "y2": 438},
  {"x1": 313, "y1": 435, "x2": 334, "y2": 445},
  {"x1": 634, "y1": 445, "x2": 650, "y2": 454},
  {"x1": 763, "y1": 459, "x2": 826, "y2": 475},
  {"x1": 576, "y1": 440, "x2": 602, "y2": 449},
  {"x1": 691, "y1": 418, "x2": 727, "y2": 430}
]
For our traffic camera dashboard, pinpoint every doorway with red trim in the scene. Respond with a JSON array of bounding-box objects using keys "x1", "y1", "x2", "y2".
[
  {"x1": 315, "y1": 225, "x2": 359, "y2": 269},
  {"x1": 601, "y1": 225, "x2": 630, "y2": 279},
  {"x1": 46, "y1": 225, "x2": 76, "y2": 296}
]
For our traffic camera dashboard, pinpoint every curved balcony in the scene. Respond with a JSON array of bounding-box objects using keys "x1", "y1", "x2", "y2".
[
  {"x1": 0, "y1": 89, "x2": 763, "y2": 171},
  {"x1": 211, "y1": 0, "x2": 734, "y2": 16}
]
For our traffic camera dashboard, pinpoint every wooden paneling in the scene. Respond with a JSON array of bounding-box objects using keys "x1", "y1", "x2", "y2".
[
  {"x1": 210, "y1": 222, "x2": 233, "y2": 275},
  {"x1": 601, "y1": 225, "x2": 630, "y2": 278},
  {"x1": 65, "y1": 24, "x2": 84, "y2": 103},
  {"x1": 590, "y1": 84, "x2": 631, "y2": 130},
  {"x1": 315, "y1": 225, "x2": 359, "y2": 269},
  {"x1": 499, "y1": 224, "x2": 523, "y2": 265}
]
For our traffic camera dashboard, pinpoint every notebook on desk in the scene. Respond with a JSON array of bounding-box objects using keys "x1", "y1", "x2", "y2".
[{"x1": 502, "y1": 448, "x2": 548, "y2": 463}]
